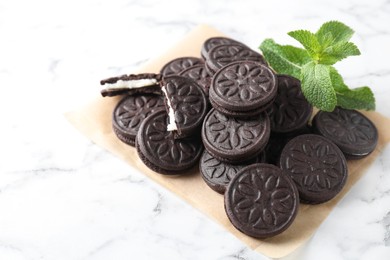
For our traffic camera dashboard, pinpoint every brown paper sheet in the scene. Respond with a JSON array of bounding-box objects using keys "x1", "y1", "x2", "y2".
[{"x1": 65, "y1": 24, "x2": 390, "y2": 258}]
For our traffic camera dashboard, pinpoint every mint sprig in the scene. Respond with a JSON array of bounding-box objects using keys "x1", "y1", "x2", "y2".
[{"x1": 259, "y1": 21, "x2": 375, "y2": 111}]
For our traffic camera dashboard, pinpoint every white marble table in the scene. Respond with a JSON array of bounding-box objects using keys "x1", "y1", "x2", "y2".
[{"x1": 1, "y1": 0, "x2": 389, "y2": 259}]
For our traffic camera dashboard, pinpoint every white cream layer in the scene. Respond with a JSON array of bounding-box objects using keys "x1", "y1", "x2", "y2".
[
  {"x1": 103, "y1": 78, "x2": 158, "y2": 89},
  {"x1": 161, "y1": 86, "x2": 178, "y2": 132}
]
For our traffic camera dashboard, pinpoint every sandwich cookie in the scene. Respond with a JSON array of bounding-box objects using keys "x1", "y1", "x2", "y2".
[
  {"x1": 161, "y1": 75, "x2": 208, "y2": 138},
  {"x1": 224, "y1": 163, "x2": 299, "y2": 238},
  {"x1": 136, "y1": 109, "x2": 203, "y2": 175},
  {"x1": 112, "y1": 94, "x2": 165, "y2": 146},
  {"x1": 209, "y1": 61, "x2": 277, "y2": 118},
  {"x1": 201, "y1": 108, "x2": 270, "y2": 164},
  {"x1": 312, "y1": 107, "x2": 378, "y2": 159},
  {"x1": 279, "y1": 134, "x2": 348, "y2": 204}
]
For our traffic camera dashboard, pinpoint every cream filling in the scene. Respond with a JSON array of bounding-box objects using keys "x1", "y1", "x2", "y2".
[
  {"x1": 161, "y1": 86, "x2": 178, "y2": 132},
  {"x1": 103, "y1": 78, "x2": 158, "y2": 90}
]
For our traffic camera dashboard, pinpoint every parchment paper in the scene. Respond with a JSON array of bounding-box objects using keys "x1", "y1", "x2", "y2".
[{"x1": 65, "y1": 24, "x2": 390, "y2": 258}]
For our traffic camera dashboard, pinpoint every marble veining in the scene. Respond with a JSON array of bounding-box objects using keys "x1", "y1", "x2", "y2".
[{"x1": 0, "y1": 0, "x2": 390, "y2": 259}]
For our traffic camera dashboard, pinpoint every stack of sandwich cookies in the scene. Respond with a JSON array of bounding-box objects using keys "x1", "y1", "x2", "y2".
[
  {"x1": 100, "y1": 35, "x2": 378, "y2": 239},
  {"x1": 264, "y1": 74, "x2": 313, "y2": 164},
  {"x1": 100, "y1": 70, "x2": 208, "y2": 174}
]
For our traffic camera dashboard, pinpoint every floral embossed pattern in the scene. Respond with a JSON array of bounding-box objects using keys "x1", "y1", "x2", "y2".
[
  {"x1": 200, "y1": 150, "x2": 265, "y2": 194},
  {"x1": 200, "y1": 150, "x2": 243, "y2": 193},
  {"x1": 210, "y1": 61, "x2": 277, "y2": 111},
  {"x1": 179, "y1": 65, "x2": 211, "y2": 96},
  {"x1": 202, "y1": 109, "x2": 270, "y2": 162},
  {"x1": 268, "y1": 75, "x2": 312, "y2": 133},
  {"x1": 114, "y1": 95, "x2": 164, "y2": 131},
  {"x1": 313, "y1": 107, "x2": 378, "y2": 156},
  {"x1": 225, "y1": 163, "x2": 298, "y2": 238},
  {"x1": 279, "y1": 134, "x2": 347, "y2": 203},
  {"x1": 201, "y1": 37, "x2": 246, "y2": 58},
  {"x1": 208, "y1": 44, "x2": 265, "y2": 72},
  {"x1": 139, "y1": 110, "x2": 203, "y2": 171},
  {"x1": 164, "y1": 76, "x2": 207, "y2": 133},
  {"x1": 160, "y1": 57, "x2": 204, "y2": 76}
]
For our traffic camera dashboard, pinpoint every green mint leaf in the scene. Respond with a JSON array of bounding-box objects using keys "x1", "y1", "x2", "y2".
[
  {"x1": 319, "y1": 41, "x2": 361, "y2": 65},
  {"x1": 281, "y1": 45, "x2": 312, "y2": 66},
  {"x1": 301, "y1": 62, "x2": 337, "y2": 111},
  {"x1": 328, "y1": 66, "x2": 348, "y2": 91},
  {"x1": 316, "y1": 21, "x2": 354, "y2": 46},
  {"x1": 336, "y1": 87, "x2": 376, "y2": 110},
  {"x1": 287, "y1": 30, "x2": 321, "y2": 59},
  {"x1": 259, "y1": 21, "x2": 376, "y2": 111},
  {"x1": 259, "y1": 38, "x2": 310, "y2": 79},
  {"x1": 329, "y1": 67, "x2": 375, "y2": 110}
]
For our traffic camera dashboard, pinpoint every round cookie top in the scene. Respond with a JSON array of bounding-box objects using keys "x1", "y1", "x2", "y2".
[
  {"x1": 201, "y1": 36, "x2": 249, "y2": 59},
  {"x1": 267, "y1": 75, "x2": 312, "y2": 134},
  {"x1": 206, "y1": 44, "x2": 266, "y2": 74},
  {"x1": 160, "y1": 57, "x2": 204, "y2": 76},
  {"x1": 136, "y1": 109, "x2": 203, "y2": 175},
  {"x1": 209, "y1": 61, "x2": 277, "y2": 112},
  {"x1": 201, "y1": 108, "x2": 270, "y2": 163},
  {"x1": 199, "y1": 149, "x2": 265, "y2": 194},
  {"x1": 224, "y1": 163, "x2": 299, "y2": 238},
  {"x1": 279, "y1": 134, "x2": 348, "y2": 204},
  {"x1": 112, "y1": 94, "x2": 165, "y2": 146},
  {"x1": 312, "y1": 107, "x2": 378, "y2": 158},
  {"x1": 179, "y1": 64, "x2": 211, "y2": 97},
  {"x1": 161, "y1": 75, "x2": 208, "y2": 138}
]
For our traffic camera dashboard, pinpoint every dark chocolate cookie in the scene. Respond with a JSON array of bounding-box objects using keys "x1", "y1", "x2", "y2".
[
  {"x1": 312, "y1": 107, "x2": 378, "y2": 159},
  {"x1": 201, "y1": 37, "x2": 249, "y2": 60},
  {"x1": 112, "y1": 94, "x2": 165, "y2": 146},
  {"x1": 161, "y1": 76, "x2": 208, "y2": 138},
  {"x1": 201, "y1": 108, "x2": 270, "y2": 164},
  {"x1": 205, "y1": 44, "x2": 266, "y2": 75},
  {"x1": 224, "y1": 163, "x2": 299, "y2": 238},
  {"x1": 160, "y1": 57, "x2": 204, "y2": 77},
  {"x1": 136, "y1": 109, "x2": 203, "y2": 175},
  {"x1": 267, "y1": 75, "x2": 312, "y2": 134},
  {"x1": 279, "y1": 134, "x2": 348, "y2": 204},
  {"x1": 199, "y1": 150, "x2": 265, "y2": 194},
  {"x1": 179, "y1": 64, "x2": 211, "y2": 97},
  {"x1": 209, "y1": 61, "x2": 277, "y2": 117}
]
